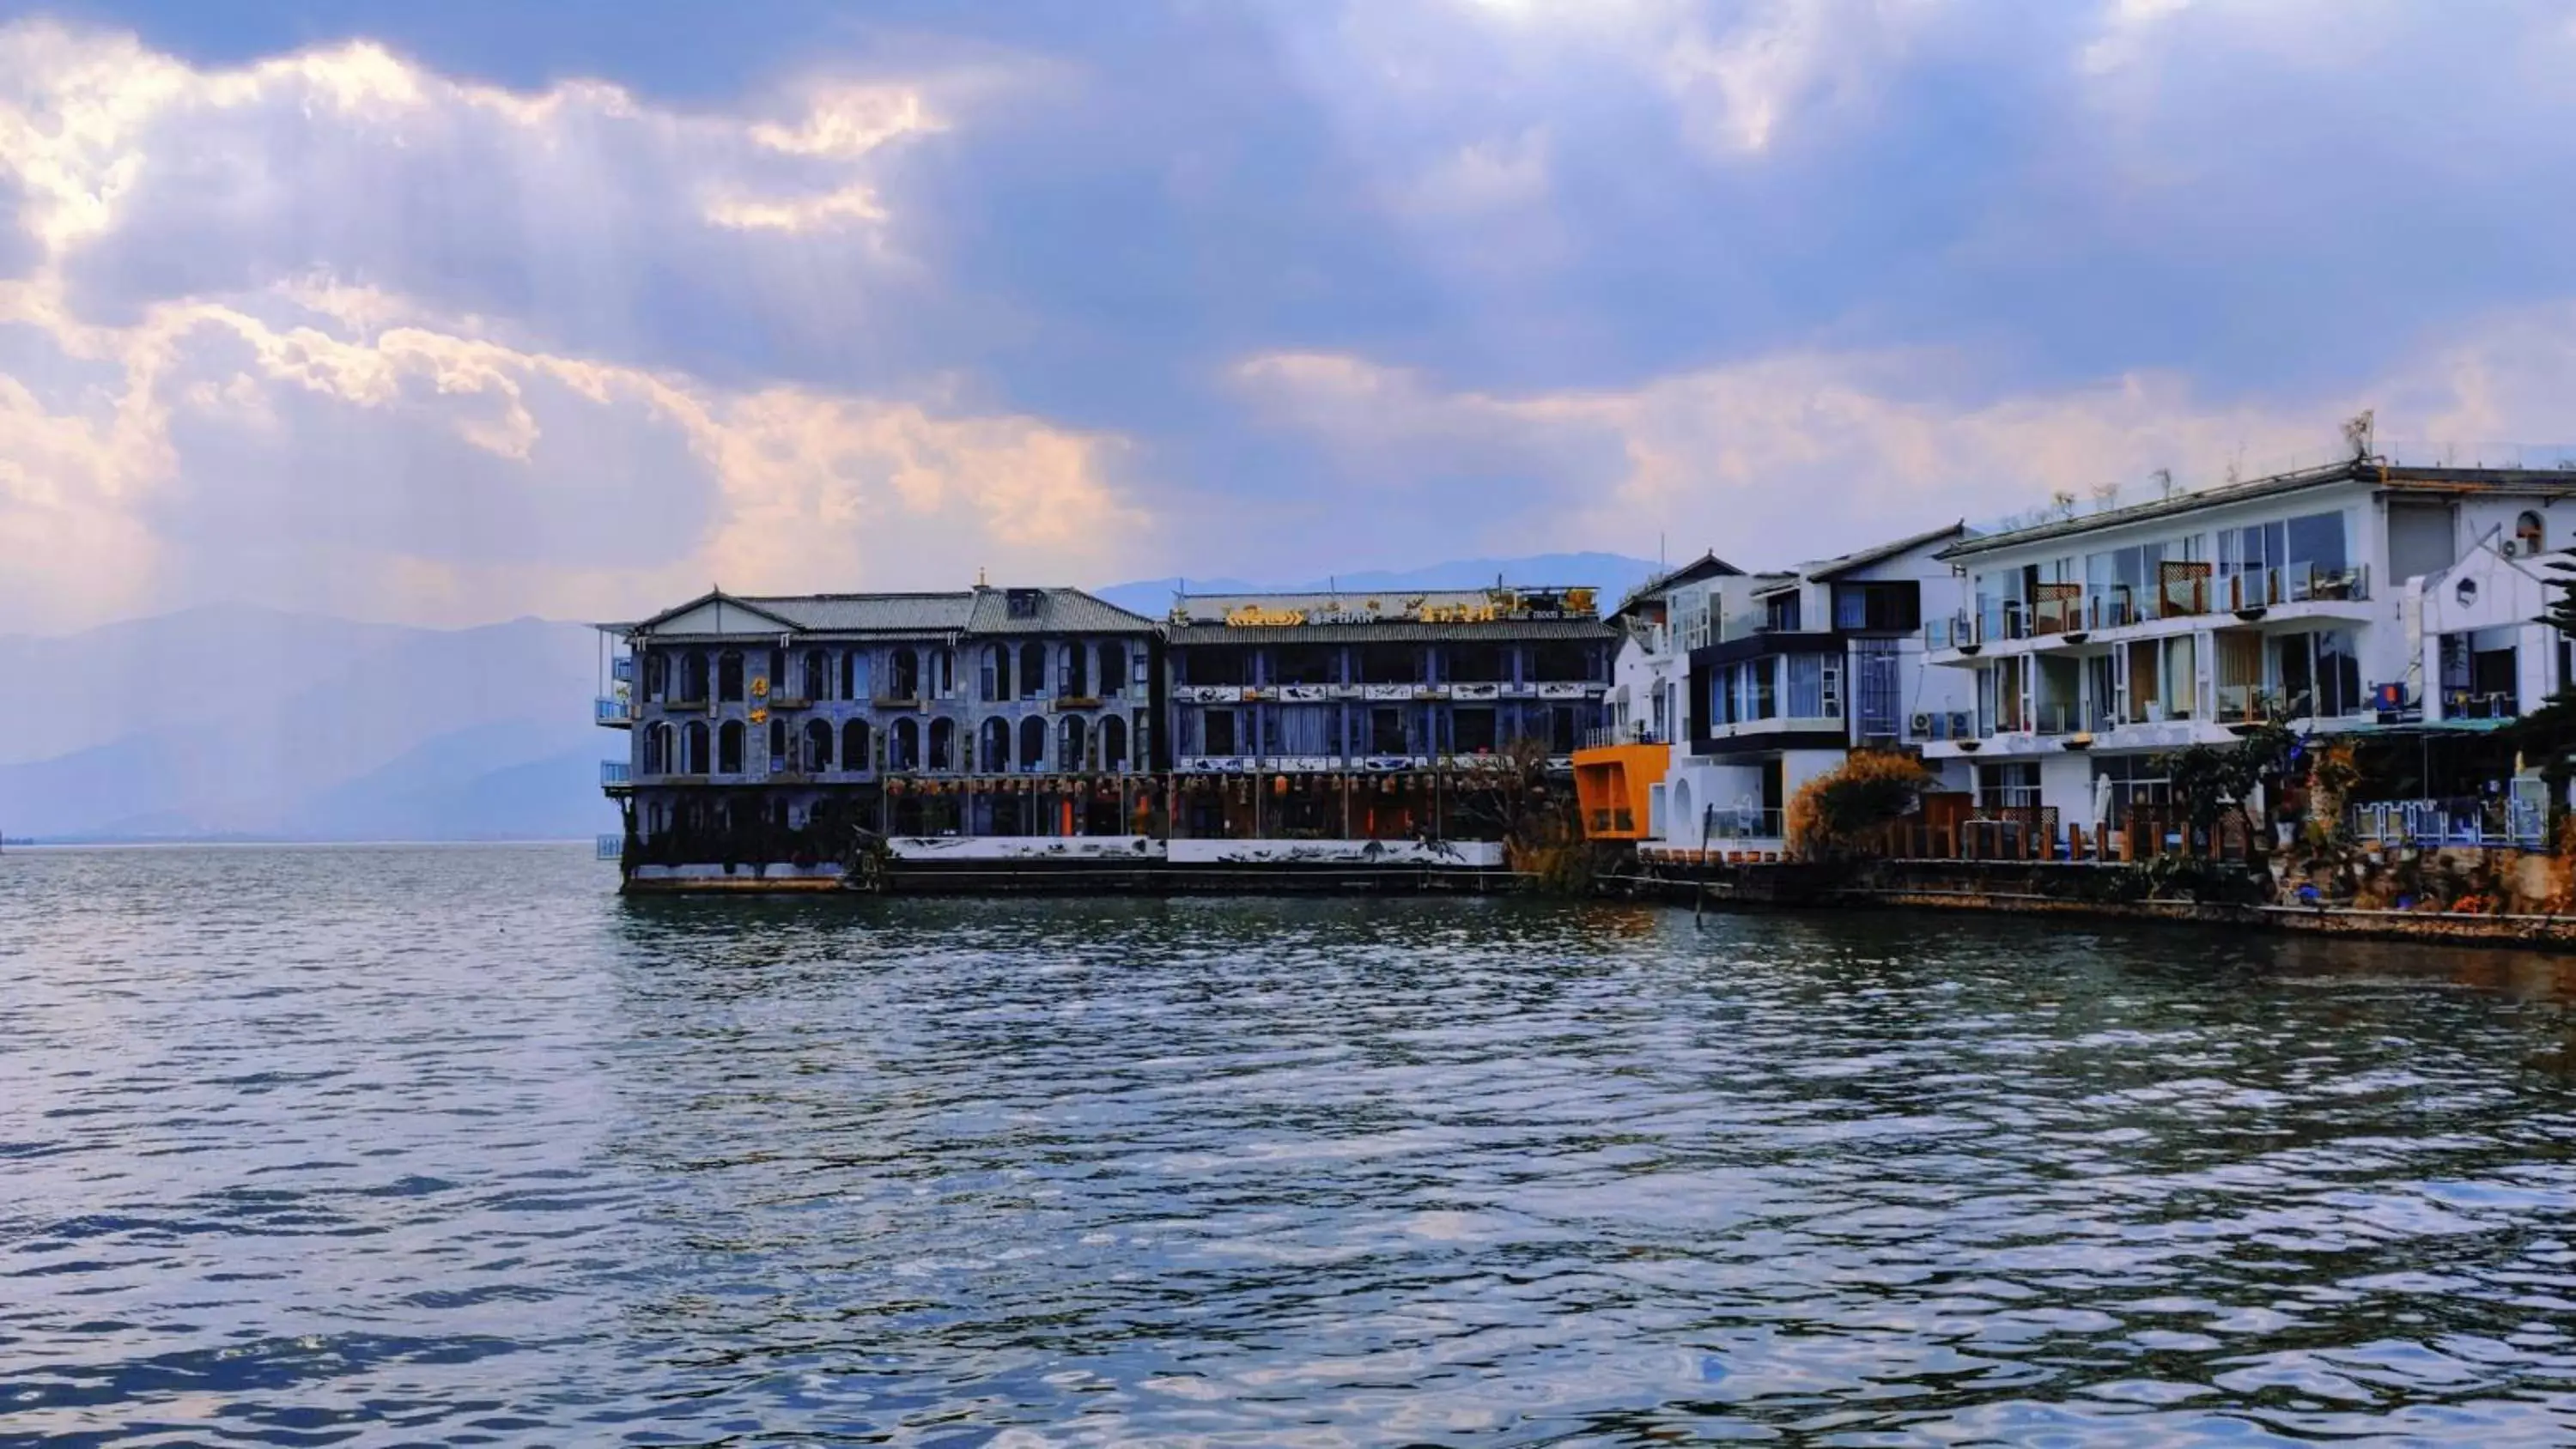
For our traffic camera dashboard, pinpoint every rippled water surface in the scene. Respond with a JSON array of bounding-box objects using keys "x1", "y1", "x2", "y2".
[{"x1": 9, "y1": 846, "x2": 2576, "y2": 1445}]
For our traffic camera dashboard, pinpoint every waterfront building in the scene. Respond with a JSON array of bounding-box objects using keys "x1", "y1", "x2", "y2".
[
  {"x1": 1161, "y1": 585, "x2": 1617, "y2": 841},
  {"x1": 597, "y1": 585, "x2": 1161, "y2": 871},
  {"x1": 1572, "y1": 552, "x2": 1758, "y2": 841},
  {"x1": 1637, "y1": 524, "x2": 1978, "y2": 856},
  {"x1": 1923, "y1": 458, "x2": 2576, "y2": 851}
]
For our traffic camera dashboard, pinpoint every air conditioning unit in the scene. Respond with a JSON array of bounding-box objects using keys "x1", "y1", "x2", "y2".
[
  {"x1": 1947, "y1": 712, "x2": 1971, "y2": 737},
  {"x1": 1910, "y1": 711, "x2": 1935, "y2": 737}
]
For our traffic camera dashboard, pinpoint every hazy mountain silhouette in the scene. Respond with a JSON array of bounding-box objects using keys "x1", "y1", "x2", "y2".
[{"x1": 0, "y1": 553, "x2": 1659, "y2": 840}]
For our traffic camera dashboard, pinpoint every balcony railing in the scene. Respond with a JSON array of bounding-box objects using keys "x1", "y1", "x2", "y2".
[
  {"x1": 595, "y1": 696, "x2": 633, "y2": 725},
  {"x1": 596, "y1": 834, "x2": 624, "y2": 861},
  {"x1": 601, "y1": 761, "x2": 631, "y2": 786},
  {"x1": 611, "y1": 656, "x2": 635, "y2": 683},
  {"x1": 1704, "y1": 805, "x2": 1785, "y2": 841},
  {"x1": 1579, "y1": 724, "x2": 1665, "y2": 750},
  {"x1": 2442, "y1": 691, "x2": 2521, "y2": 721},
  {"x1": 2350, "y1": 796, "x2": 2546, "y2": 851},
  {"x1": 1929, "y1": 564, "x2": 2374, "y2": 651}
]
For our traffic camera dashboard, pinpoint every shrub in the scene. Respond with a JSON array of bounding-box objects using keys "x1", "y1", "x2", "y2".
[{"x1": 1787, "y1": 751, "x2": 1938, "y2": 860}]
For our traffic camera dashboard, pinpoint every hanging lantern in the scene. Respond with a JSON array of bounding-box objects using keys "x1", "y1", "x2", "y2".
[{"x1": 1273, "y1": 774, "x2": 1288, "y2": 796}]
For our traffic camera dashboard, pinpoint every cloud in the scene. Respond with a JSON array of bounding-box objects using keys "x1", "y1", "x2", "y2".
[
  {"x1": 1230, "y1": 308, "x2": 2576, "y2": 568},
  {"x1": 0, "y1": 266, "x2": 1147, "y2": 634}
]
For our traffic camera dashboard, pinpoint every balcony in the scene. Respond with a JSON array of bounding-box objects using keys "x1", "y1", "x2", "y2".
[
  {"x1": 611, "y1": 656, "x2": 635, "y2": 683},
  {"x1": 601, "y1": 761, "x2": 632, "y2": 788},
  {"x1": 1704, "y1": 806, "x2": 1784, "y2": 841},
  {"x1": 596, "y1": 834, "x2": 624, "y2": 861},
  {"x1": 1929, "y1": 564, "x2": 2374, "y2": 652},
  {"x1": 1580, "y1": 723, "x2": 1666, "y2": 750},
  {"x1": 2351, "y1": 796, "x2": 2545, "y2": 851},
  {"x1": 595, "y1": 696, "x2": 634, "y2": 727}
]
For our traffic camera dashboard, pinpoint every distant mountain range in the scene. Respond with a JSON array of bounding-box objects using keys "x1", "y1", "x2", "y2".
[{"x1": 0, "y1": 553, "x2": 1656, "y2": 842}]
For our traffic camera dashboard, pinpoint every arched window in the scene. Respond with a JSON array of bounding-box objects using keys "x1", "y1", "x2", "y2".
[
  {"x1": 890, "y1": 717, "x2": 920, "y2": 771},
  {"x1": 718, "y1": 719, "x2": 745, "y2": 774},
  {"x1": 645, "y1": 652, "x2": 668, "y2": 701},
  {"x1": 2518, "y1": 511, "x2": 2546, "y2": 556},
  {"x1": 1101, "y1": 714, "x2": 1128, "y2": 772},
  {"x1": 1065, "y1": 644, "x2": 1090, "y2": 699},
  {"x1": 842, "y1": 718, "x2": 872, "y2": 773},
  {"x1": 891, "y1": 647, "x2": 920, "y2": 700},
  {"x1": 1098, "y1": 642, "x2": 1125, "y2": 700},
  {"x1": 768, "y1": 718, "x2": 786, "y2": 768},
  {"x1": 1020, "y1": 715, "x2": 1048, "y2": 773},
  {"x1": 981, "y1": 717, "x2": 1012, "y2": 773},
  {"x1": 982, "y1": 643, "x2": 1010, "y2": 702},
  {"x1": 1020, "y1": 641, "x2": 1047, "y2": 699},
  {"x1": 841, "y1": 650, "x2": 863, "y2": 700},
  {"x1": 718, "y1": 650, "x2": 745, "y2": 702},
  {"x1": 928, "y1": 717, "x2": 956, "y2": 771},
  {"x1": 928, "y1": 647, "x2": 953, "y2": 699},
  {"x1": 804, "y1": 718, "x2": 834, "y2": 772},
  {"x1": 681, "y1": 650, "x2": 707, "y2": 703},
  {"x1": 1061, "y1": 715, "x2": 1088, "y2": 770},
  {"x1": 681, "y1": 721, "x2": 708, "y2": 773},
  {"x1": 805, "y1": 649, "x2": 831, "y2": 701}
]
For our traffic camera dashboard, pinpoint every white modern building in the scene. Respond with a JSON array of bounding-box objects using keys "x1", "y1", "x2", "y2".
[
  {"x1": 1921, "y1": 458, "x2": 2576, "y2": 845},
  {"x1": 1606, "y1": 523, "x2": 1977, "y2": 855}
]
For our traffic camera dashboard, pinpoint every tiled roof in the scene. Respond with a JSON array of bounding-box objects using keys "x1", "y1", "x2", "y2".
[
  {"x1": 967, "y1": 587, "x2": 1160, "y2": 634},
  {"x1": 1612, "y1": 552, "x2": 1744, "y2": 617},
  {"x1": 744, "y1": 592, "x2": 977, "y2": 633},
  {"x1": 1798, "y1": 521, "x2": 1971, "y2": 580}
]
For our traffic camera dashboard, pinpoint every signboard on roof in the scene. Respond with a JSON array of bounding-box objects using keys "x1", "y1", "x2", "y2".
[{"x1": 1194, "y1": 586, "x2": 1597, "y2": 627}]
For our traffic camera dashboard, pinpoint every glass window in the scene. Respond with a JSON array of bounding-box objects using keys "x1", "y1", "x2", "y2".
[
  {"x1": 2284, "y1": 511, "x2": 2347, "y2": 576},
  {"x1": 1785, "y1": 655, "x2": 1825, "y2": 717}
]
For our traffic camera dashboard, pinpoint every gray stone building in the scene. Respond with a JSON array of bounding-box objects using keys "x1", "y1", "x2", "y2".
[{"x1": 600, "y1": 585, "x2": 1160, "y2": 868}]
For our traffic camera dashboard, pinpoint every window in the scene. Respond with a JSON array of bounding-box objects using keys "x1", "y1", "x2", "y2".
[
  {"x1": 928, "y1": 718, "x2": 956, "y2": 771},
  {"x1": 718, "y1": 719, "x2": 745, "y2": 773},
  {"x1": 804, "y1": 649, "x2": 831, "y2": 701},
  {"x1": 2094, "y1": 757, "x2": 2170, "y2": 828},
  {"x1": 1189, "y1": 646, "x2": 1249, "y2": 686},
  {"x1": 1370, "y1": 706, "x2": 1406, "y2": 755},
  {"x1": 803, "y1": 718, "x2": 833, "y2": 772},
  {"x1": 1005, "y1": 588, "x2": 1042, "y2": 620},
  {"x1": 2284, "y1": 511, "x2": 2349, "y2": 589},
  {"x1": 982, "y1": 644, "x2": 1009, "y2": 701},
  {"x1": 645, "y1": 652, "x2": 668, "y2": 700},
  {"x1": 1061, "y1": 715, "x2": 1088, "y2": 768},
  {"x1": 1784, "y1": 655, "x2": 1829, "y2": 718},
  {"x1": 1455, "y1": 706, "x2": 1497, "y2": 754},
  {"x1": 890, "y1": 718, "x2": 920, "y2": 771},
  {"x1": 1101, "y1": 714, "x2": 1129, "y2": 770},
  {"x1": 718, "y1": 650, "x2": 745, "y2": 702},
  {"x1": 1447, "y1": 642, "x2": 1504, "y2": 682},
  {"x1": 1020, "y1": 715, "x2": 1048, "y2": 770},
  {"x1": 1531, "y1": 641, "x2": 1588, "y2": 681},
  {"x1": 1832, "y1": 582, "x2": 1921, "y2": 633},
  {"x1": 890, "y1": 647, "x2": 919, "y2": 700},
  {"x1": 1099, "y1": 641, "x2": 1127, "y2": 697},
  {"x1": 1976, "y1": 761, "x2": 2039, "y2": 809},
  {"x1": 841, "y1": 651, "x2": 868, "y2": 700},
  {"x1": 843, "y1": 718, "x2": 872, "y2": 771},
  {"x1": 1202, "y1": 710, "x2": 1237, "y2": 755},
  {"x1": 1063, "y1": 644, "x2": 1090, "y2": 699},
  {"x1": 769, "y1": 718, "x2": 787, "y2": 767},
  {"x1": 684, "y1": 721, "x2": 710, "y2": 773},
  {"x1": 1019, "y1": 642, "x2": 1047, "y2": 699},
  {"x1": 980, "y1": 717, "x2": 1012, "y2": 773},
  {"x1": 1765, "y1": 592, "x2": 1801, "y2": 632},
  {"x1": 2518, "y1": 510, "x2": 2547, "y2": 556},
  {"x1": 1358, "y1": 644, "x2": 1421, "y2": 684},
  {"x1": 1276, "y1": 706, "x2": 1334, "y2": 755}
]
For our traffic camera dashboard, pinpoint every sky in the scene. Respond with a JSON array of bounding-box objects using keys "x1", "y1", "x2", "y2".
[{"x1": 3, "y1": 0, "x2": 2576, "y2": 634}]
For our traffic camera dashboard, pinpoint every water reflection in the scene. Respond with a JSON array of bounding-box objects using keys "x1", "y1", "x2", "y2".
[{"x1": 3, "y1": 846, "x2": 2574, "y2": 1443}]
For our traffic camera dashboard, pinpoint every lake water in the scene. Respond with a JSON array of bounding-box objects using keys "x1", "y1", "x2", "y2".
[{"x1": 6, "y1": 845, "x2": 2576, "y2": 1445}]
